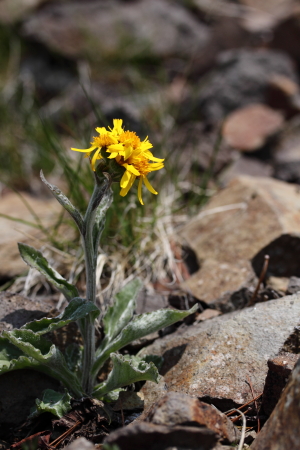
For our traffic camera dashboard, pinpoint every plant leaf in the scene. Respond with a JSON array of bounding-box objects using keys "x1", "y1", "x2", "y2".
[
  {"x1": 93, "y1": 353, "x2": 160, "y2": 398},
  {"x1": 40, "y1": 170, "x2": 84, "y2": 233},
  {"x1": 93, "y1": 304, "x2": 198, "y2": 377},
  {"x1": 30, "y1": 389, "x2": 72, "y2": 419},
  {"x1": 18, "y1": 243, "x2": 79, "y2": 302},
  {"x1": 65, "y1": 343, "x2": 82, "y2": 373},
  {"x1": 103, "y1": 279, "x2": 143, "y2": 343},
  {"x1": 2, "y1": 330, "x2": 83, "y2": 398},
  {"x1": 22, "y1": 297, "x2": 100, "y2": 335}
]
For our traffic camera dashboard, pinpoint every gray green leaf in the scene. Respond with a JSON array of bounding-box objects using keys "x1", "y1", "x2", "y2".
[
  {"x1": 3, "y1": 330, "x2": 83, "y2": 398},
  {"x1": 22, "y1": 297, "x2": 100, "y2": 335},
  {"x1": 93, "y1": 353, "x2": 160, "y2": 398},
  {"x1": 30, "y1": 389, "x2": 72, "y2": 419},
  {"x1": 93, "y1": 304, "x2": 198, "y2": 377},
  {"x1": 40, "y1": 170, "x2": 84, "y2": 233},
  {"x1": 18, "y1": 243, "x2": 79, "y2": 302}
]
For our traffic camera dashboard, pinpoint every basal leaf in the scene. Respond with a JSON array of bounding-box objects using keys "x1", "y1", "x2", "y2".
[
  {"x1": 92, "y1": 304, "x2": 198, "y2": 377},
  {"x1": 102, "y1": 279, "x2": 143, "y2": 344},
  {"x1": 22, "y1": 297, "x2": 100, "y2": 335},
  {"x1": 3, "y1": 330, "x2": 83, "y2": 398},
  {"x1": 18, "y1": 243, "x2": 79, "y2": 302},
  {"x1": 93, "y1": 353, "x2": 160, "y2": 398},
  {"x1": 40, "y1": 170, "x2": 84, "y2": 233},
  {"x1": 30, "y1": 389, "x2": 72, "y2": 419}
]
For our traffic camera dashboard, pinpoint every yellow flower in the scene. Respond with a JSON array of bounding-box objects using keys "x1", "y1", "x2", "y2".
[{"x1": 71, "y1": 119, "x2": 164, "y2": 205}]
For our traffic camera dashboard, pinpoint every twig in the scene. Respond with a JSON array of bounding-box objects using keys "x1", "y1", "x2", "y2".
[
  {"x1": 50, "y1": 420, "x2": 81, "y2": 448},
  {"x1": 249, "y1": 255, "x2": 270, "y2": 305},
  {"x1": 246, "y1": 376, "x2": 261, "y2": 432},
  {"x1": 225, "y1": 392, "x2": 262, "y2": 417},
  {"x1": 226, "y1": 409, "x2": 246, "y2": 450}
]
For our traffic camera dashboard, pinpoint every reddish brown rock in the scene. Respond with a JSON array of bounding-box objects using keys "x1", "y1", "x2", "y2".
[
  {"x1": 222, "y1": 104, "x2": 284, "y2": 151},
  {"x1": 146, "y1": 392, "x2": 239, "y2": 444},
  {"x1": 261, "y1": 352, "x2": 299, "y2": 416},
  {"x1": 180, "y1": 176, "x2": 300, "y2": 308},
  {"x1": 251, "y1": 358, "x2": 300, "y2": 450}
]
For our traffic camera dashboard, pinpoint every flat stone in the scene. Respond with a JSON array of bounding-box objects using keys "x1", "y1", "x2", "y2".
[
  {"x1": 64, "y1": 437, "x2": 96, "y2": 450},
  {"x1": 22, "y1": 0, "x2": 210, "y2": 61},
  {"x1": 146, "y1": 392, "x2": 239, "y2": 444},
  {"x1": 0, "y1": 191, "x2": 64, "y2": 278},
  {"x1": 219, "y1": 155, "x2": 273, "y2": 186},
  {"x1": 251, "y1": 357, "x2": 300, "y2": 450},
  {"x1": 0, "y1": 291, "x2": 52, "y2": 332},
  {"x1": 180, "y1": 176, "x2": 300, "y2": 308},
  {"x1": 0, "y1": 0, "x2": 47, "y2": 24},
  {"x1": 139, "y1": 294, "x2": 300, "y2": 410},
  {"x1": 260, "y1": 352, "x2": 299, "y2": 416},
  {"x1": 222, "y1": 104, "x2": 284, "y2": 151},
  {"x1": 273, "y1": 117, "x2": 300, "y2": 183},
  {"x1": 286, "y1": 276, "x2": 300, "y2": 295},
  {"x1": 103, "y1": 421, "x2": 219, "y2": 450},
  {"x1": 195, "y1": 309, "x2": 222, "y2": 322}
]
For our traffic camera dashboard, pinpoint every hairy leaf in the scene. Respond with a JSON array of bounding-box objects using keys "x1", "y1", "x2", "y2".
[
  {"x1": 30, "y1": 389, "x2": 72, "y2": 419},
  {"x1": 93, "y1": 353, "x2": 159, "y2": 398},
  {"x1": 102, "y1": 279, "x2": 143, "y2": 343},
  {"x1": 93, "y1": 304, "x2": 198, "y2": 377},
  {"x1": 3, "y1": 330, "x2": 83, "y2": 398},
  {"x1": 93, "y1": 187, "x2": 113, "y2": 259},
  {"x1": 18, "y1": 243, "x2": 79, "y2": 302},
  {"x1": 22, "y1": 297, "x2": 99, "y2": 335},
  {"x1": 40, "y1": 170, "x2": 84, "y2": 233}
]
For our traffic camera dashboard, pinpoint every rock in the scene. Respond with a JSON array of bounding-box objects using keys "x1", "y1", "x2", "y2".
[
  {"x1": 266, "y1": 276, "x2": 289, "y2": 294},
  {"x1": 139, "y1": 294, "x2": 300, "y2": 410},
  {"x1": 22, "y1": 1, "x2": 210, "y2": 61},
  {"x1": 180, "y1": 176, "x2": 300, "y2": 309},
  {"x1": 219, "y1": 155, "x2": 273, "y2": 186},
  {"x1": 260, "y1": 352, "x2": 299, "y2": 416},
  {"x1": 0, "y1": 291, "x2": 52, "y2": 332},
  {"x1": 250, "y1": 357, "x2": 300, "y2": 450},
  {"x1": 103, "y1": 421, "x2": 219, "y2": 450},
  {"x1": 64, "y1": 437, "x2": 96, "y2": 450},
  {"x1": 188, "y1": 49, "x2": 297, "y2": 123},
  {"x1": 113, "y1": 391, "x2": 144, "y2": 412},
  {"x1": 286, "y1": 276, "x2": 300, "y2": 294},
  {"x1": 146, "y1": 392, "x2": 239, "y2": 444},
  {"x1": 0, "y1": 0, "x2": 47, "y2": 24},
  {"x1": 273, "y1": 117, "x2": 300, "y2": 183},
  {"x1": 0, "y1": 191, "x2": 68, "y2": 278},
  {"x1": 266, "y1": 74, "x2": 300, "y2": 118},
  {"x1": 222, "y1": 104, "x2": 284, "y2": 152},
  {"x1": 195, "y1": 309, "x2": 222, "y2": 322},
  {"x1": 271, "y1": 6, "x2": 300, "y2": 64}
]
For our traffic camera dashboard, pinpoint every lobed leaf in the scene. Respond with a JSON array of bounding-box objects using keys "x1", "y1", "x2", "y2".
[
  {"x1": 30, "y1": 389, "x2": 72, "y2": 419},
  {"x1": 93, "y1": 353, "x2": 160, "y2": 398},
  {"x1": 22, "y1": 297, "x2": 100, "y2": 335},
  {"x1": 92, "y1": 304, "x2": 198, "y2": 377},
  {"x1": 3, "y1": 330, "x2": 83, "y2": 398},
  {"x1": 18, "y1": 243, "x2": 79, "y2": 302}
]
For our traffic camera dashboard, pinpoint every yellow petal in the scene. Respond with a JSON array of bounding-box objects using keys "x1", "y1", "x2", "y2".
[
  {"x1": 143, "y1": 176, "x2": 158, "y2": 195},
  {"x1": 120, "y1": 170, "x2": 131, "y2": 188},
  {"x1": 71, "y1": 145, "x2": 97, "y2": 153},
  {"x1": 91, "y1": 148, "x2": 102, "y2": 171},
  {"x1": 137, "y1": 177, "x2": 144, "y2": 205},
  {"x1": 125, "y1": 164, "x2": 140, "y2": 176},
  {"x1": 120, "y1": 174, "x2": 136, "y2": 196},
  {"x1": 107, "y1": 152, "x2": 119, "y2": 159},
  {"x1": 124, "y1": 145, "x2": 133, "y2": 160}
]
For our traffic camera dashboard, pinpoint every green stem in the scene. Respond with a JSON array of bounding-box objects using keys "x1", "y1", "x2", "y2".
[{"x1": 81, "y1": 184, "x2": 100, "y2": 394}]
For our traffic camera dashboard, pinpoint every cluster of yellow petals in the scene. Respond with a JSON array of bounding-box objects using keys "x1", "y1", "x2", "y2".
[{"x1": 71, "y1": 119, "x2": 164, "y2": 205}]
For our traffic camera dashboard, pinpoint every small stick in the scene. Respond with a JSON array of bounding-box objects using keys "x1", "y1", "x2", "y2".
[
  {"x1": 246, "y1": 376, "x2": 261, "y2": 433},
  {"x1": 250, "y1": 255, "x2": 270, "y2": 305},
  {"x1": 119, "y1": 396, "x2": 125, "y2": 427},
  {"x1": 231, "y1": 407, "x2": 251, "y2": 423},
  {"x1": 50, "y1": 420, "x2": 81, "y2": 448},
  {"x1": 225, "y1": 392, "x2": 262, "y2": 417}
]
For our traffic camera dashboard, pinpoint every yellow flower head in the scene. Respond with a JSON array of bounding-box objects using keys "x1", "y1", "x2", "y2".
[{"x1": 71, "y1": 119, "x2": 164, "y2": 205}]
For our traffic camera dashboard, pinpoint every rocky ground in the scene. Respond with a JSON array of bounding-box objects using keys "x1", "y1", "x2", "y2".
[{"x1": 1, "y1": 0, "x2": 300, "y2": 449}]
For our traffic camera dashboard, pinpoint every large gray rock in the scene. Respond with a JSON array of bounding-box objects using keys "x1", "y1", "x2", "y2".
[
  {"x1": 22, "y1": 0, "x2": 210, "y2": 61},
  {"x1": 139, "y1": 294, "x2": 300, "y2": 410},
  {"x1": 183, "y1": 49, "x2": 298, "y2": 123},
  {"x1": 251, "y1": 357, "x2": 300, "y2": 450}
]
